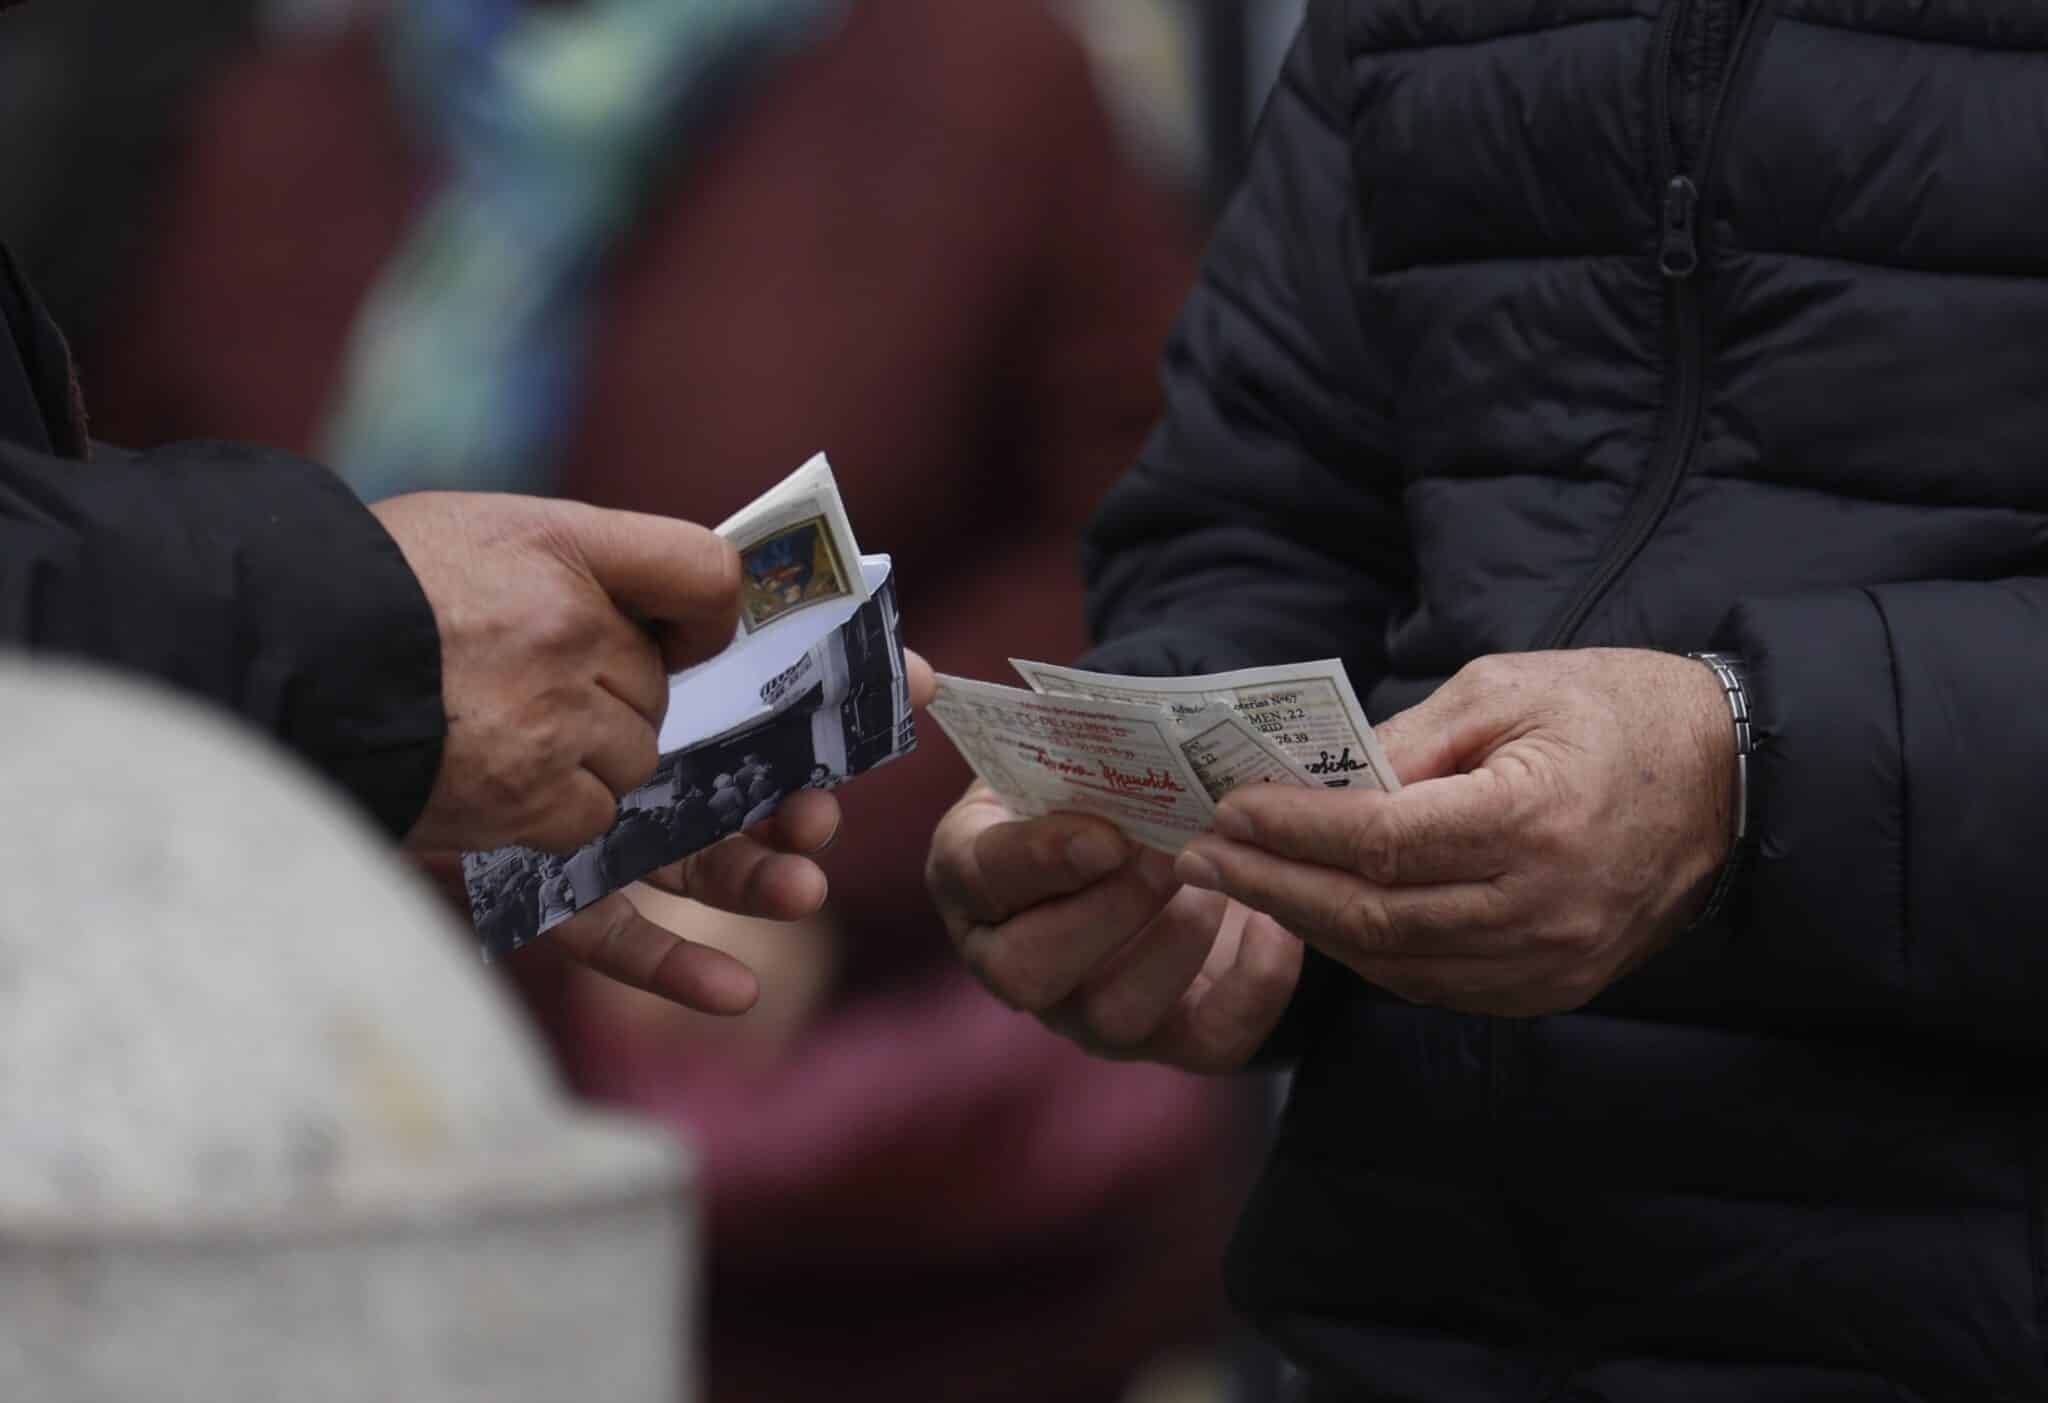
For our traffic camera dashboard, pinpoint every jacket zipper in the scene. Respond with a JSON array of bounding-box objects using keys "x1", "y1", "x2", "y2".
[{"x1": 1535, "y1": 0, "x2": 1768, "y2": 650}]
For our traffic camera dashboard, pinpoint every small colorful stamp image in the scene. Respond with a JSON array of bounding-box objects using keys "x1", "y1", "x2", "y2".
[{"x1": 738, "y1": 515, "x2": 849, "y2": 631}]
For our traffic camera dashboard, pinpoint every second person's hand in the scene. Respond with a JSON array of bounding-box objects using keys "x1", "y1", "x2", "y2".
[
  {"x1": 538, "y1": 647, "x2": 937, "y2": 1012},
  {"x1": 926, "y1": 782, "x2": 1302, "y2": 1071},
  {"x1": 1174, "y1": 649, "x2": 1734, "y2": 1017},
  {"x1": 373, "y1": 492, "x2": 742, "y2": 854}
]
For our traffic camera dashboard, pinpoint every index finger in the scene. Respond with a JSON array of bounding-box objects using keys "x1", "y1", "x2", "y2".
[
  {"x1": 1216, "y1": 769, "x2": 1519, "y2": 886},
  {"x1": 925, "y1": 790, "x2": 1134, "y2": 931},
  {"x1": 1140, "y1": 908, "x2": 1304, "y2": 1074},
  {"x1": 1177, "y1": 834, "x2": 1513, "y2": 963},
  {"x1": 561, "y1": 505, "x2": 742, "y2": 672},
  {"x1": 547, "y1": 891, "x2": 760, "y2": 1014},
  {"x1": 641, "y1": 792, "x2": 841, "y2": 920}
]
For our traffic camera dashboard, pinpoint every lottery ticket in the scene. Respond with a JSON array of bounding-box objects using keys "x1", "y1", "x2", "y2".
[
  {"x1": 1176, "y1": 704, "x2": 1320, "y2": 801},
  {"x1": 1009, "y1": 659, "x2": 1399, "y2": 792},
  {"x1": 927, "y1": 675, "x2": 1218, "y2": 852}
]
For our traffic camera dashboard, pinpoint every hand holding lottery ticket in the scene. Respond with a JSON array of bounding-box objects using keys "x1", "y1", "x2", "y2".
[
  {"x1": 463, "y1": 454, "x2": 918, "y2": 959},
  {"x1": 923, "y1": 658, "x2": 1395, "y2": 1070}
]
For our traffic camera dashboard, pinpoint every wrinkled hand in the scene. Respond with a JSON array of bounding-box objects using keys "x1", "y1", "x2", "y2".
[
  {"x1": 373, "y1": 493, "x2": 742, "y2": 854},
  {"x1": 1175, "y1": 649, "x2": 1735, "y2": 1017},
  {"x1": 541, "y1": 648, "x2": 936, "y2": 1014},
  {"x1": 925, "y1": 784, "x2": 1302, "y2": 1071}
]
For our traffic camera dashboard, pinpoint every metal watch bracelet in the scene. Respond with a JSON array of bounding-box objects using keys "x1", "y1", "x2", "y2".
[{"x1": 1684, "y1": 650, "x2": 1752, "y2": 928}]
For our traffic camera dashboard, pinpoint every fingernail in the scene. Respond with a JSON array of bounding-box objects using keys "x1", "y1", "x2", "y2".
[
  {"x1": 810, "y1": 821, "x2": 842, "y2": 857},
  {"x1": 1176, "y1": 847, "x2": 1222, "y2": 891},
  {"x1": 1213, "y1": 805, "x2": 1252, "y2": 842},
  {"x1": 1067, "y1": 833, "x2": 1125, "y2": 881}
]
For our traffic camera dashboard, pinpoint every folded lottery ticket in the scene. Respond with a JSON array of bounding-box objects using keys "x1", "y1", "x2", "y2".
[
  {"x1": 463, "y1": 455, "x2": 917, "y2": 958},
  {"x1": 926, "y1": 658, "x2": 1397, "y2": 855}
]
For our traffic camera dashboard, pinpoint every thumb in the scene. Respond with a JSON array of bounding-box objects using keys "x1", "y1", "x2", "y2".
[
  {"x1": 561, "y1": 505, "x2": 742, "y2": 672},
  {"x1": 904, "y1": 648, "x2": 936, "y2": 709}
]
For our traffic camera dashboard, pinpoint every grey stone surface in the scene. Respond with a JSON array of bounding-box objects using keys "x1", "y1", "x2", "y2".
[{"x1": 0, "y1": 660, "x2": 692, "y2": 1402}]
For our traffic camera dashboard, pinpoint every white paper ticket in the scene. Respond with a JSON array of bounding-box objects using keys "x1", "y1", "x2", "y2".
[
  {"x1": 1177, "y1": 705, "x2": 1318, "y2": 801},
  {"x1": 928, "y1": 675, "x2": 1217, "y2": 853},
  {"x1": 1010, "y1": 659, "x2": 1400, "y2": 792}
]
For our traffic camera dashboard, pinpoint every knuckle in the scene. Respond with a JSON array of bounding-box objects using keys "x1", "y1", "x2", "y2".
[
  {"x1": 1457, "y1": 654, "x2": 1515, "y2": 692},
  {"x1": 531, "y1": 594, "x2": 593, "y2": 655},
  {"x1": 472, "y1": 758, "x2": 524, "y2": 817},
  {"x1": 1473, "y1": 878, "x2": 1521, "y2": 930},
  {"x1": 1344, "y1": 816, "x2": 1402, "y2": 885},
  {"x1": 958, "y1": 929, "x2": 1040, "y2": 1011},
  {"x1": 480, "y1": 736, "x2": 553, "y2": 815},
  {"x1": 1336, "y1": 890, "x2": 1399, "y2": 955},
  {"x1": 1000, "y1": 965, "x2": 1066, "y2": 1017},
  {"x1": 1019, "y1": 822, "x2": 1071, "y2": 876},
  {"x1": 1542, "y1": 912, "x2": 1606, "y2": 958},
  {"x1": 1078, "y1": 988, "x2": 1156, "y2": 1052},
  {"x1": 954, "y1": 929, "x2": 998, "y2": 988},
  {"x1": 988, "y1": 937, "x2": 1082, "y2": 1016}
]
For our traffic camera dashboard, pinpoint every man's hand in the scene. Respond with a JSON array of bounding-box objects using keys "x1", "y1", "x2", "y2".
[
  {"x1": 926, "y1": 783, "x2": 1302, "y2": 1072},
  {"x1": 539, "y1": 648, "x2": 937, "y2": 1013},
  {"x1": 543, "y1": 787, "x2": 840, "y2": 1013},
  {"x1": 1173, "y1": 649, "x2": 1734, "y2": 1017},
  {"x1": 373, "y1": 493, "x2": 742, "y2": 854}
]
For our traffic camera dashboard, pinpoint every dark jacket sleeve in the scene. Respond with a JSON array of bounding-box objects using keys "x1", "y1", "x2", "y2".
[
  {"x1": 0, "y1": 437, "x2": 445, "y2": 838},
  {"x1": 1712, "y1": 579, "x2": 2048, "y2": 1051},
  {"x1": 1078, "y1": 4, "x2": 1407, "y2": 1062},
  {"x1": 1081, "y1": 3, "x2": 1406, "y2": 684}
]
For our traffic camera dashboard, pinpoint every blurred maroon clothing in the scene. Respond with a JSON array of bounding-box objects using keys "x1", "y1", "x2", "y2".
[{"x1": 92, "y1": 2, "x2": 1257, "y2": 1399}]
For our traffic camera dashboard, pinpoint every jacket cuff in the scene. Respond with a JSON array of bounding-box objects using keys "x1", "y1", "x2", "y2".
[{"x1": 1711, "y1": 587, "x2": 1906, "y2": 999}]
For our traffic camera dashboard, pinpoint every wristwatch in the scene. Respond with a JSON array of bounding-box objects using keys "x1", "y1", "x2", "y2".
[{"x1": 1684, "y1": 650, "x2": 1753, "y2": 927}]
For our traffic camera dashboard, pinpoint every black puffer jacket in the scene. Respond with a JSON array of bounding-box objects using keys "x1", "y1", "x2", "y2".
[
  {"x1": 0, "y1": 244, "x2": 442, "y2": 837},
  {"x1": 1083, "y1": 1, "x2": 2048, "y2": 1398}
]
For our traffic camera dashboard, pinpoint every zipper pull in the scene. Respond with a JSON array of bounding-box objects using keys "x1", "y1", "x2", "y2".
[{"x1": 1659, "y1": 174, "x2": 1700, "y2": 280}]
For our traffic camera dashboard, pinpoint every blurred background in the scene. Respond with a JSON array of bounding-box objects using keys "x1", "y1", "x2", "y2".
[{"x1": 0, "y1": 1, "x2": 1306, "y2": 1398}]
